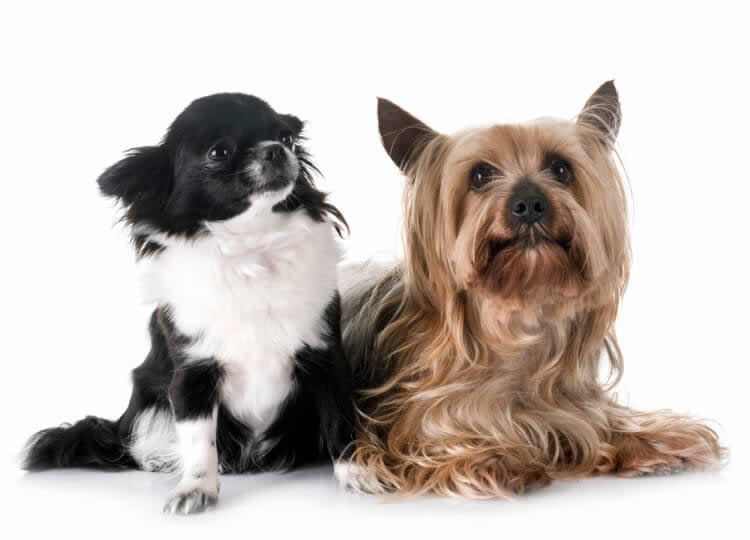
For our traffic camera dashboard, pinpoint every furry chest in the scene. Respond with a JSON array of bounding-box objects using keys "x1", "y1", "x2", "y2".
[{"x1": 138, "y1": 214, "x2": 339, "y2": 432}]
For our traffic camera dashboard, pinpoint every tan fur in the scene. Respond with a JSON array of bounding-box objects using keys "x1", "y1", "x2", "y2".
[{"x1": 345, "y1": 84, "x2": 725, "y2": 498}]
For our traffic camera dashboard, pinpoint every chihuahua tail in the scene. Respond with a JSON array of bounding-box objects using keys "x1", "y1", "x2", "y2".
[{"x1": 22, "y1": 415, "x2": 136, "y2": 471}]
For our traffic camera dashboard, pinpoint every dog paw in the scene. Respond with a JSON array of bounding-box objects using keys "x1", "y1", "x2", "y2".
[
  {"x1": 615, "y1": 456, "x2": 689, "y2": 478},
  {"x1": 633, "y1": 460, "x2": 689, "y2": 477},
  {"x1": 163, "y1": 482, "x2": 219, "y2": 515},
  {"x1": 333, "y1": 460, "x2": 383, "y2": 494},
  {"x1": 142, "y1": 456, "x2": 179, "y2": 473}
]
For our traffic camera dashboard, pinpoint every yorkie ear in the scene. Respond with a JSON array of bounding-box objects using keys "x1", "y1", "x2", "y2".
[
  {"x1": 377, "y1": 98, "x2": 437, "y2": 171},
  {"x1": 577, "y1": 80, "x2": 621, "y2": 148}
]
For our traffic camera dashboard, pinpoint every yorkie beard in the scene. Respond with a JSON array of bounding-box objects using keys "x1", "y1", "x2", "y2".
[{"x1": 443, "y1": 133, "x2": 620, "y2": 322}]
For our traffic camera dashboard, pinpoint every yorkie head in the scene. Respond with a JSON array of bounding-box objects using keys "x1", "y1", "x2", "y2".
[{"x1": 378, "y1": 82, "x2": 630, "y2": 321}]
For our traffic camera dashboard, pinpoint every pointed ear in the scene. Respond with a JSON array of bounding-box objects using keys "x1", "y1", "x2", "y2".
[
  {"x1": 377, "y1": 98, "x2": 437, "y2": 171},
  {"x1": 97, "y1": 146, "x2": 172, "y2": 206},
  {"x1": 577, "y1": 80, "x2": 621, "y2": 148}
]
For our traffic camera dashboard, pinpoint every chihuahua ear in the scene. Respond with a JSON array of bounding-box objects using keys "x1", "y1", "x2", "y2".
[
  {"x1": 377, "y1": 98, "x2": 437, "y2": 171},
  {"x1": 280, "y1": 114, "x2": 304, "y2": 134},
  {"x1": 97, "y1": 146, "x2": 172, "y2": 207},
  {"x1": 577, "y1": 80, "x2": 621, "y2": 148}
]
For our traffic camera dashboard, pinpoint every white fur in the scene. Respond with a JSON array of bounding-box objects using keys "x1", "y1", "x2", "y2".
[
  {"x1": 138, "y1": 202, "x2": 340, "y2": 435},
  {"x1": 333, "y1": 460, "x2": 383, "y2": 494},
  {"x1": 175, "y1": 414, "x2": 218, "y2": 481},
  {"x1": 129, "y1": 406, "x2": 179, "y2": 472},
  {"x1": 163, "y1": 412, "x2": 220, "y2": 514}
]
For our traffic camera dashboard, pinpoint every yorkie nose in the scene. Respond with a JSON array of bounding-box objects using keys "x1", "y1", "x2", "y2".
[{"x1": 509, "y1": 182, "x2": 548, "y2": 224}]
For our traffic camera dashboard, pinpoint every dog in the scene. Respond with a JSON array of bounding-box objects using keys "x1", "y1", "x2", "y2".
[
  {"x1": 338, "y1": 82, "x2": 725, "y2": 497},
  {"x1": 23, "y1": 93, "x2": 353, "y2": 514}
]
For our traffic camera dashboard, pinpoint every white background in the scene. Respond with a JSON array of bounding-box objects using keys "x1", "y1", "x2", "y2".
[{"x1": 1, "y1": 1, "x2": 747, "y2": 538}]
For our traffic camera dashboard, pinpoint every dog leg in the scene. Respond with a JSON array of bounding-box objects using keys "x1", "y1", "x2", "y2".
[
  {"x1": 601, "y1": 410, "x2": 724, "y2": 477},
  {"x1": 163, "y1": 361, "x2": 222, "y2": 515},
  {"x1": 336, "y1": 442, "x2": 552, "y2": 497}
]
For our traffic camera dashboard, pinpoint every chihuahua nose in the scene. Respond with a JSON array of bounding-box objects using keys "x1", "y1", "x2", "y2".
[
  {"x1": 263, "y1": 143, "x2": 285, "y2": 164},
  {"x1": 509, "y1": 182, "x2": 548, "y2": 224}
]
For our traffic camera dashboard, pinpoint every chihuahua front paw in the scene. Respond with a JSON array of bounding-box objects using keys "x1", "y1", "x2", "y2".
[
  {"x1": 333, "y1": 460, "x2": 383, "y2": 494},
  {"x1": 163, "y1": 478, "x2": 219, "y2": 515}
]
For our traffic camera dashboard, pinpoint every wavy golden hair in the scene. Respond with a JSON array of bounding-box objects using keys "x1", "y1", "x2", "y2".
[{"x1": 341, "y1": 82, "x2": 725, "y2": 497}]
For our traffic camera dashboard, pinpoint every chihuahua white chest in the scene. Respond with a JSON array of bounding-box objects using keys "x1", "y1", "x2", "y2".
[{"x1": 138, "y1": 208, "x2": 340, "y2": 432}]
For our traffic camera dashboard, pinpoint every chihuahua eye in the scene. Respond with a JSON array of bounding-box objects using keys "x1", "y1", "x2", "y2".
[
  {"x1": 549, "y1": 159, "x2": 572, "y2": 184},
  {"x1": 470, "y1": 164, "x2": 500, "y2": 189},
  {"x1": 208, "y1": 142, "x2": 232, "y2": 162},
  {"x1": 279, "y1": 132, "x2": 296, "y2": 151}
]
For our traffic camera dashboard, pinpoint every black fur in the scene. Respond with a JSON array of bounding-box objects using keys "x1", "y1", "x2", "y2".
[
  {"x1": 169, "y1": 361, "x2": 223, "y2": 420},
  {"x1": 23, "y1": 417, "x2": 135, "y2": 471},
  {"x1": 23, "y1": 94, "x2": 353, "y2": 479}
]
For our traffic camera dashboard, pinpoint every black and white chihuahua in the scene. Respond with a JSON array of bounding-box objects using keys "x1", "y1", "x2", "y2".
[{"x1": 23, "y1": 93, "x2": 353, "y2": 514}]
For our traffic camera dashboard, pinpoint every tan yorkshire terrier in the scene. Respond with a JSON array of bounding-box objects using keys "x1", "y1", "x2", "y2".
[{"x1": 337, "y1": 81, "x2": 725, "y2": 497}]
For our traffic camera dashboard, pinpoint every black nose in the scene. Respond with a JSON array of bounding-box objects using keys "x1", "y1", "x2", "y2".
[
  {"x1": 508, "y1": 182, "x2": 548, "y2": 224},
  {"x1": 263, "y1": 143, "x2": 286, "y2": 164}
]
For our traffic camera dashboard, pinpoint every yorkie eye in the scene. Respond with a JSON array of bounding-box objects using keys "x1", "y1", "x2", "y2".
[
  {"x1": 279, "y1": 132, "x2": 296, "y2": 151},
  {"x1": 208, "y1": 142, "x2": 232, "y2": 162},
  {"x1": 549, "y1": 159, "x2": 573, "y2": 184},
  {"x1": 470, "y1": 164, "x2": 501, "y2": 189}
]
